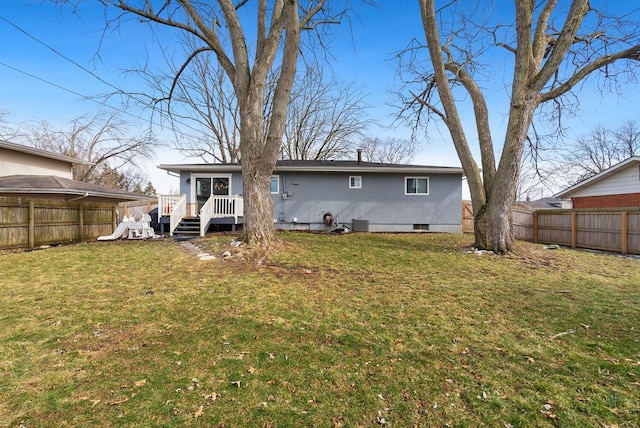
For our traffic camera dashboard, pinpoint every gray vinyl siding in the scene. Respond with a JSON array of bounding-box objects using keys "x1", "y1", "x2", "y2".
[
  {"x1": 178, "y1": 168, "x2": 462, "y2": 233},
  {"x1": 270, "y1": 171, "x2": 462, "y2": 232}
]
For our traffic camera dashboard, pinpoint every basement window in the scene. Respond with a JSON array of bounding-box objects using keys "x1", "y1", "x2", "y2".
[{"x1": 413, "y1": 224, "x2": 430, "y2": 231}]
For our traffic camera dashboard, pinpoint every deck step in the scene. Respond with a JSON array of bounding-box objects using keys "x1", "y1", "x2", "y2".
[{"x1": 173, "y1": 217, "x2": 201, "y2": 236}]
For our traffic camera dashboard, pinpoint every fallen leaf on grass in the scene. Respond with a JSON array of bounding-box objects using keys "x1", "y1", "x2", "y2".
[
  {"x1": 540, "y1": 410, "x2": 557, "y2": 419},
  {"x1": 194, "y1": 405, "x2": 204, "y2": 418},
  {"x1": 106, "y1": 396, "x2": 129, "y2": 405},
  {"x1": 204, "y1": 392, "x2": 220, "y2": 401},
  {"x1": 135, "y1": 379, "x2": 147, "y2": 387}
]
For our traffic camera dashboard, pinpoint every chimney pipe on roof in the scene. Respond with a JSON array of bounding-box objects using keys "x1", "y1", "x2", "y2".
[{"x1": 357, "y1": 148, "x2": 363, "y2": 164}]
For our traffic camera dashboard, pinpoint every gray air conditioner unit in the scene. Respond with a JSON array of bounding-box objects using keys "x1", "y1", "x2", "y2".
[{"x1": 352, "y1": 219, "x2": 369, "y2": 232}]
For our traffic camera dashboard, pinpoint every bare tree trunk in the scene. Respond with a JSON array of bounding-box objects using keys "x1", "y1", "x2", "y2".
[
  {"x1": 413, "y1": 0, "x2": 640, "y2": 254},
  {"x1": 238, "y1": 84, "x2": 279, "y2": 247},
  {"x1": 241, "y1": 159, "x2": 277, "y2": 247},
  {"x1": 475, "y1": 92, "x2": 537, "y2": 253}
]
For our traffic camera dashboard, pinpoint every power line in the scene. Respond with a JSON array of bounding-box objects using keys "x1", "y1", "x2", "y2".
[
  {"x1": 0, "y1": 15, "x2": 211, "y2": 138},
  {"x1": 0, "y1": 16, "x2": 125, "y2": 96},
  {"x1": 0, "y1": 61, "x2": 146, "y2": 122}
]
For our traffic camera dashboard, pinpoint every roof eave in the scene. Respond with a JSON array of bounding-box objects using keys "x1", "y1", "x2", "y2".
[
  {"x1": 158, "y1": 164, "x2": 464, "y2": 175},
  {"x1": 273, "y1": 165, "x2": 463, "y2": 174},
  {"x1": 0, "y1": 188, "x2": 154, "y2": 202},
  {"x1": 0, "y1": 140, "x2": 94, "y2": 166},
  {"x1": 554, "y1": 156, "x2": 640, "y2": 199}
]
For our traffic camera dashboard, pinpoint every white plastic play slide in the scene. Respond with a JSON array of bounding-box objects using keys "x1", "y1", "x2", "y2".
[
  {"x1": 97, "y1": 220, "x2": 133, "y2": 241},
  {"x1": 98, "y1": 210, "x2": 156, "y2": 241}
]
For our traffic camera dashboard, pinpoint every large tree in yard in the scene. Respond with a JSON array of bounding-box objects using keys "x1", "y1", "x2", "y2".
[
  {"x1": 408, "y1": 0, "x2": 640, "y2": 253},
  {"x1": 100, "y1": 0, "x2": 355, "y2": 248}
]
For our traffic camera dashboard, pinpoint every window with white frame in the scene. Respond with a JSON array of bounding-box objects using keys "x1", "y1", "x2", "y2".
[
  {"x1": 349, "y1": 176, "x2": 362, "y2": 189},
  {"x1": 270, "y1": 175, "x2": 279, "y2": 194},
  {"x1": 405, "y1": 177, "x2": 429, "y2": 195}
]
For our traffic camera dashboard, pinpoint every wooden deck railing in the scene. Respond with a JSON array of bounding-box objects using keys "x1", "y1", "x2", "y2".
[
  {"x1": 158, "y1": 194, "x2": 244, "y2": 237},
  {"x1": 199, "y1": 195, "x2": 244, "y2": 236},
  {"x1": 158, "y1": 194, "x2": 183, "y2": 217},
  {"x1": 168, "y1": 195, "x2": 187, "y2": 236}
]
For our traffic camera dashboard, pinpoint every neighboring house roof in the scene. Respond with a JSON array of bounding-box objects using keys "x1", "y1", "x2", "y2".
[
  {"x1": 554, "y1": 156, "x2": 640, "y2": 199},
  {"x1": 516, "y1": 197, "x2": 571, "y2": 210},
  {"x1": 0, "y1": 140, "x2": 94, "y2": 166},
  {"x1": 0, "y1": 175, "x2": 154, "y2": 203},
  {"x1": 158, "y1": 160, "x2": 464, "y2": 175}
]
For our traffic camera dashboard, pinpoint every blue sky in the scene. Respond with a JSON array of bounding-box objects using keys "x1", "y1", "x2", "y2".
[{"x1": 1, "y1": 1, "x2": 639, "y2": 194}]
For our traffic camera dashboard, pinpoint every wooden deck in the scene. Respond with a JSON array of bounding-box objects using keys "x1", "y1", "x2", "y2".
[{"x1": 158, "y1": 194, "x2": 244, "y2": 236}]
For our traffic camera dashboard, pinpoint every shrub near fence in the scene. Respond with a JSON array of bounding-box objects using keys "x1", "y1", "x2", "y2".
[
  {"x1": 512, "y1": 207, "x2": 640, "y2": 255},
  {"x1": 0, "y1": 196, "x2": 116, "y2": 250}
]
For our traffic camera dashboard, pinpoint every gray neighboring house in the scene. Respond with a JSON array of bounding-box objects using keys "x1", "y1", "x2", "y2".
[{"x1": 157, "y1": 157, "x2": 464, "y2": 235}]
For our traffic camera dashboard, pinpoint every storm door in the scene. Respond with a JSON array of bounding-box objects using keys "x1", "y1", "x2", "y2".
[{"x1": 195, "y1": 176, "x2": 230, "y2": 211}]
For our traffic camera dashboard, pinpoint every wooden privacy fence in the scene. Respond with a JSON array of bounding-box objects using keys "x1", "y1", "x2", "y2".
[
  {"x1": 512, "y1": 207, "x2": 640, "y2": 255},
  {"x1": 462, "y1": 200, "x2": 474, "y2": 234},
  {"x1": 0, "y1": 196, "x2": 116, "y2": 250}
]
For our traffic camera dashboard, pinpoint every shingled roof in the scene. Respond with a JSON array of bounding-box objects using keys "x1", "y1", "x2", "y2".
[
  {"x1": 0, "y1": 175, "x2": 153, "y2": 203},
  {"x1": 158, "y1": 159, "x2": 464, "y2": 175}
]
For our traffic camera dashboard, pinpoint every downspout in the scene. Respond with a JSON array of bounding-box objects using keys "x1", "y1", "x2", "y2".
[
  {"x1": 280, "y1": 172, "x2": 286, "y2": 223},
  {"x1": 66, "y1": 192, "x2": 89, "y2": 202}
]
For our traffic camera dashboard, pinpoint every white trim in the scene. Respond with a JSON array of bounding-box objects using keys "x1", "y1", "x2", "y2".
[
  {"x1": 271, "y1": 175, "x2": 280, "y2": 194},
  {"x1": 190, "y1": 173, "x2": 232, "y2": 210},
  {"x1": 158, "y1": 163, "x2": 464, "y2": 175},
  {"x1": 555, "y1": 156, "x2": 640, "y2": 199},
  {"x1": 349, "y1": 175, "x2": 362, "y2": 189},
  {"x1": 405, "y1": 176, "x2": 429, "y2": 195}
]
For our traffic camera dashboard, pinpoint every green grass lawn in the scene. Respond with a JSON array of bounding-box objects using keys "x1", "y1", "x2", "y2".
[{"x1": 0, "y1": 232, "x2": 638, "y2": 427}]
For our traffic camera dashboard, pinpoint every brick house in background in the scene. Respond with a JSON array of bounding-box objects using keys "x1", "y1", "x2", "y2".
[{"x1": 555, "y1": 156, "x2": 640, "y2": 209}]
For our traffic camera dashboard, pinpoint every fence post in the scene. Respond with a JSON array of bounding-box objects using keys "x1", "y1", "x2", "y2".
[
  {"x1": 533, "y1": 212, "x2": 538, "y2": 243},
  {"x1": 571, "y1": 211, "x2": 577, "y2": 249},
  {"x1": 79, "y1": 203, "x2": 84, "y2": 241},
  {"x1": 28, "y1": 200, "x2": 35, "y2": 250},
  {"x1": 621, "y1": 211, "x2": 628, "y2": 255}
]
